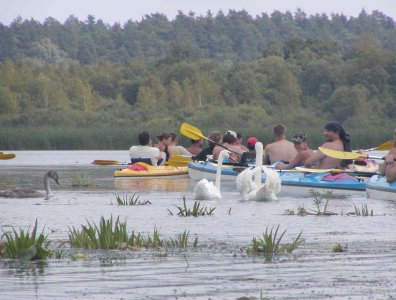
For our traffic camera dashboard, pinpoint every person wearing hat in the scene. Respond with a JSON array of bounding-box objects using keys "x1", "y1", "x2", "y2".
[
  {"x1": 305, "y1": 121, "x2": 352, "y2": 169},
  {"x1": 239, "y1": 137, "x2": 259, "y2": 164},
  {"x1": 380, "y1": 128, "x2": 396, "y2": 183},
  {"x1": 263, "y1": 123, "x2": 297, "y2": 165},
  {"x1": 212, "y1": 130, "x2": 245, "y2": 162},
  {"x1": 276, "y1": 133, "x2": 313, "y2": 170}
]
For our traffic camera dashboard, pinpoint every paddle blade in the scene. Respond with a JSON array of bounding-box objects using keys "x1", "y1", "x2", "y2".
[
  {"x1": 374, "y1": 140, "x2": 394, "y2": 151},
  {"x1": 92, "y1": 160, "x2": 121, "y2": 165},
  {"x1": 318, "y1": 147, "x2": 362, "y2": 160},
  {"x1": 295, "y1": 166, "x2": 337, "y2": 173},
  {"x1": 180, "y1": 123, "x2": 206, "y2": 141},
  {"x1": 167, "y1": 155, "x2": 191, "y2": 167},
  {"x1": 0, "y1": 153, "x2": 16, "y2": 160}
]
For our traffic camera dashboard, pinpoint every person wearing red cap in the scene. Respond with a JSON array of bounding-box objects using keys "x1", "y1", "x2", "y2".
[{"x1": 240, "y1": 137, "x2": 259, "y2": 164}]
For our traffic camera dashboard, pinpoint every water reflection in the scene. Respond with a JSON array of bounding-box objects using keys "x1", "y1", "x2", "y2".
[
  {"x1": 114, "y1": 177, "x2": 192, "y2": 192},
  {"x1": 1, "y1": 260, "x2": 47, "y2": 276}
]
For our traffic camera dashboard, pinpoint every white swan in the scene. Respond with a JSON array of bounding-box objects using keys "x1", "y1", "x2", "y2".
[
  {"x1": 236, "y1": 142, "x2": 281, "y2": 201},
  {"x1": 0, "y1": 170, "x2": 59, "y2": 199},
  {"x1": 193, "y1": 150, "x2": 230, "y2": 200}
]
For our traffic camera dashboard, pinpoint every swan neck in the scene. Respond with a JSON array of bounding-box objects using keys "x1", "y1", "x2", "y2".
[
  {"x1": 254, "y1": 142, "x2": 263, "y2": 186},
  {"x1": 215, "y1": 152, "x2": 226, "y2": 191},
  {"x1": 44, "y1": 174, "x2": 52, "y2": 196}
]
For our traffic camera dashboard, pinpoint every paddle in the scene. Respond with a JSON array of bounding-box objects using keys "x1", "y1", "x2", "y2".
[
  {"x1": 364, "y1": 139, "x2": 393, "y2": 152},
  {"x1": 318, "y1": 147, "x2": 396, "y2": 161},
  {"x1": 91, "y1": 160, "x2": 126, "y2": 165},
  {"x1": 179, "y1": 123, "x2": 241, "y2": 155},
  {"x1": 167, "y1": 154, "x2": 191, "y2": 167},
  {"x1": 295, "y1": 166, "x2": 379, "y2": 177},
  {"x1": 0, "y1": 153, "x2": 16, "y2": 160}
]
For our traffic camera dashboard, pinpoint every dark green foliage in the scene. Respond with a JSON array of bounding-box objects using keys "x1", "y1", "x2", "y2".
[
  {"x1": 0, "y1": 220, "x2": 50, "y2": 260},
  {"x1": 0, "y1": 10, "x2": 395, "y2": 149}
]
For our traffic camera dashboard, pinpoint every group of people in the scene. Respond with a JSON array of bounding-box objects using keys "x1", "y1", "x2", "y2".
[{"x1": 128, "y1": 122, "x2": 396, "y2": 183}]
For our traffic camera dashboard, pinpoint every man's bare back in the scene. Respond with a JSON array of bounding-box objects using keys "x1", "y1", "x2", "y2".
[{"x1": 263, "y1": 140, "x2": 297, "y2": 165}]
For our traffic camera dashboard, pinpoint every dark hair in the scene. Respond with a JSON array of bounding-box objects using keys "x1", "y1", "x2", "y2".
[
  {"x1": 158, "y1": 132, "x2": 172, "y2": 141},
  {"x1": 247, "y1": 143, "x2": 255, "y2": 151},
  {"x1": 291, "y1": 132, "x2": 308, "y2": 144},
  {"x1": 223, "y1": 132, "x2": 236, "y2": 144},
  {"x1": 236, "y1": 132, "x2": 242, "y2": 139},
  {"x1": 272, "y1": 123, "x2": 286, "y2": 137},
  {"x1": 190, "y1": 139, "x2": 200, "y2": 144},
  {"x1": 208, "y1": 131, "x2": 222, "y2": 148},
  {"x1": 170, "y1": 132, "x2": 178, "y2": 142},
  {"x1": 138, "y1": 131, "x2": 150, "y2": 145},
  {"x1": 324, "y1": 121, "x2": 351, "y2": 167}
]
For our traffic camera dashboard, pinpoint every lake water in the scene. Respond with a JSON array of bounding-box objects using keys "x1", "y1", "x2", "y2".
[{"x1": 0, "y1": 151, "x2": 395, "y2": 299}]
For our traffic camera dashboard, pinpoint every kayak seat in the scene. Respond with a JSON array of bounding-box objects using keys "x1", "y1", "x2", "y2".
[{"x1": 130, "y1": 157, "x2": 152, "y2": 165}]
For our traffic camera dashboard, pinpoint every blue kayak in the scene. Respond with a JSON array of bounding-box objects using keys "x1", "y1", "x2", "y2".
[
  {"x1": 366, "y1": 175, "x2": 396, "y2": 201},
  {"x1": 188, "y1": 161, "x2": 367, "y2": 195}
]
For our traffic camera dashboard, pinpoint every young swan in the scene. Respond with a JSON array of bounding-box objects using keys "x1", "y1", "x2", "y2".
[
  {"x1": 237, "y1": 142, "x2": 281, "y2": 201},
  {"x1": 193, "y1": 150, "x2": 230, "y2": 200},
  {"x1": 0, "y1": 170, "x2": 59, "y2": 199}
]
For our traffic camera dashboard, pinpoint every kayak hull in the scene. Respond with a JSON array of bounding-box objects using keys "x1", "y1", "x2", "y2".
[
  {"x1": 188, "y1": 161, "x2": 366, "y2": 195},
  {"x1": 114, "y1": 166, "x2": 188, "y2": 178},
  {"x1": 366, "y1": 175, "x2": 396, "y2": 201}
]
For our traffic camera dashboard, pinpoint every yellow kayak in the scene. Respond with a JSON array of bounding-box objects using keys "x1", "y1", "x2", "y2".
[{"x1": 114, "y1": 162, "x2": 188, "y2": 178}]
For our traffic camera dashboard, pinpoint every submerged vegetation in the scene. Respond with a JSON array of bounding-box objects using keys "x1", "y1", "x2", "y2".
[
  {"x1": 71, "y1": 174, "x2": 95, "y2": 187},
  {"x1": 114, "y1": 193, "x2": 152, "y2": 206},
  {"x1": 168, "y1": 197, "x2": 216, "y2": 217},
  {"x1": 284, "y1": 190, "x2": 375, "y2": 217},
  {"x1": 247, "y1": 225, "x2": 303, "y2": 262}
]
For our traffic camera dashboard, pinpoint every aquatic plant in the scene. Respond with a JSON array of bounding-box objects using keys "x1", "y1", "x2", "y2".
[
  {"x1": 349, "y1": 203, "x2": 373, "y2": 216},
  {"x1": 246, "y1": 225, "x2": 303, "y2": 262},
  {"x1": 71, "y1": 174, "x2": 95, "y2": 187},
  {"x1": 308, "y1": 189, "x2": 336, "y2": 215},
  {"x1": 168, "y1": 230, "x2": 198, "y2": 248},
  {"x1": 168, "y1": 197, "x2": 216, "y2": 217},
  {"x1": 69, "y1": 216, "x2": 130, "y2": 249},
  {"x1": 114, "y1": 193, "x2": 152, "y2": 206},
  {"x1": 332, "y1": 242, "x2": 347, "y2": 252},
  {"x1": 0, "y1": 220, "x2": 50, "y2": 260},
  {"x1": 69, "y1": 216, "x2": 196, "y2": 250}
]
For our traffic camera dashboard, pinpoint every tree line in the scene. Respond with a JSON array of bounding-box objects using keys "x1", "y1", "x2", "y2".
[{"x1": 0, "y1": 10, "x2": 395, "y2": 149}]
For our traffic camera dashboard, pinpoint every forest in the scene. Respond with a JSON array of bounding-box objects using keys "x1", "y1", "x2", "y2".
[{"x1": 0, "y1": 9, "x2": 395, "y2": 149}]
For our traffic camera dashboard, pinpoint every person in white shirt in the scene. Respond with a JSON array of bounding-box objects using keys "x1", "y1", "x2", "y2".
[{"x1": 129, "y1": 131, "x2": 162, "y2": 166}]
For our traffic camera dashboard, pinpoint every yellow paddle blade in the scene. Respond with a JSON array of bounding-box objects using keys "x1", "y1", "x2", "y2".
[
  {"x1": 318, "y1": 147, "x2": 363, "y2": 160},
  {"x1": 179, "y1": 123, "x2": 205, "y2": 141},
  {"x1": 295, "y1": 166, "x2": 338, "y2": 173},
  {"x1": 374, "y1": 140, "x2": 394, "y2": 151},
  {"x1": 167, "y1": 154, "x2": 191, "y2": 167},
  {"x1": 0, "y1": 153, "x2": 16, "y2": 160},
  {"x1": 92, "y1": 160, "x2": 121, "y2": 165}
]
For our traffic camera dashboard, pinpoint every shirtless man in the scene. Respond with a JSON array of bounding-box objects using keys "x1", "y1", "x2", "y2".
[
  {"x1": 380, "y1": 129, "x2": 396, "y2": 183},
  {"x1": 304, "y1": 121, "x2": 352, "y2": 169},
  {"x1": 276, "y1": 132, "x2": 313, "y2": 170},
  {"x1": 263, "y1": 123, "x2": 297, "y2": 165}
]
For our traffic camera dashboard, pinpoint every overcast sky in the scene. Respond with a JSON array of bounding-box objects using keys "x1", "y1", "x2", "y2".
[{"x1": 1, "y1": 0, "x2": 395, "y2": 25}]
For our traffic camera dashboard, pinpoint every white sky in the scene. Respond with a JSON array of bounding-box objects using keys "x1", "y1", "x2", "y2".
[{"x1": 1, "y1": 0, "x2": 395, "y2": 25}]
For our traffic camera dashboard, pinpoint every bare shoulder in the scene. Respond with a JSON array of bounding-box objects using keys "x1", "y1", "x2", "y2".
[{"x1": 321, "y1": 141, "x2": 343, "y2": 150}]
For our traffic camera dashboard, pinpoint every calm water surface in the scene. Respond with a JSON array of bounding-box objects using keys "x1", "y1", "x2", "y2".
[{"x1": 0, "y1": 151, "x2": 395, "y2": 299}]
